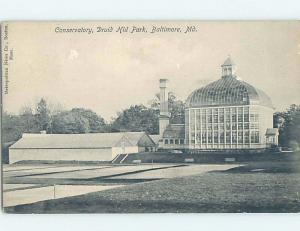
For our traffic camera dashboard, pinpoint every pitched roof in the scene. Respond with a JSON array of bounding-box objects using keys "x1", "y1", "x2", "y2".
[
  {"x1": 10, "y1": 132, "x2": 149, "y2": 149},
  {"x1": 114, "y1": 132, "x2": 152, "y2": 146},
  {"x1": 163, "y1": 124, "x2": 185, "y2": 139},
  {"x1": 125, "y1": 132, "x2": 148, "y2": 145},
  {"x1": 149, "y1": 135, "x2": 161, "y2": 145},
  {"x1": 221, "y1": 57, "x2": 235, "y2": 66}
]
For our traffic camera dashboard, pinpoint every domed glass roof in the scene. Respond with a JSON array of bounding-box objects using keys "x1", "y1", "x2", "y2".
[{"x1": 186, "y1": 75, "x2": 273, "y2": 108}]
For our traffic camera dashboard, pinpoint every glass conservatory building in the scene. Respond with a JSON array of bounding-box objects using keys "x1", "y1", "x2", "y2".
[{"x1": 184, "y1": 57, "x2": 274, "y2": 150}]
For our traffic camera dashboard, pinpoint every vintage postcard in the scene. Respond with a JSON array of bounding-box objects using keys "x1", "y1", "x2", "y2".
[{"x1": 1, "y1": 21, "x2": 300, "y2": 213}]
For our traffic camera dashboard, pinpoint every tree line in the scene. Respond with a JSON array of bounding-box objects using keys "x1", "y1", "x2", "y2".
[{"x1": 2, "y1": 93, "x2": 185, "y2": 143}]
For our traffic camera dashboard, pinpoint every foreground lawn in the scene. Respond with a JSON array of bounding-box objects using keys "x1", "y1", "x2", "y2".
[{"x1": 5, "y1": 161, "x2": 300, "y2": 213}]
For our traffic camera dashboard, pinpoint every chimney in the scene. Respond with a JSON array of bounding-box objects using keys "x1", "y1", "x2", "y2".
[{"x1": 159, "y1": 79, "x2": 170, "y2": 138}]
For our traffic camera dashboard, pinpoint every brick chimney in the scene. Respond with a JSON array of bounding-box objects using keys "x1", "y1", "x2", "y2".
[{"x1": 159, "y1": 79, "x2": 171, "y2": 138}]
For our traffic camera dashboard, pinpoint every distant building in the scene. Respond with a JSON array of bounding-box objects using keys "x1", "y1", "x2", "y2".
[
  {"x1": 149, "y1": 134, "x2": 160, "y2": 150},
  {"x1": 266, "y1": 128, "x2": 279, "y2": 146},
  {"x1": 159, "y1": 57, "x2": 278, "y2": 151},
  {"x1": 9, "y1": 132, "x2": 155, "y2": 164}
]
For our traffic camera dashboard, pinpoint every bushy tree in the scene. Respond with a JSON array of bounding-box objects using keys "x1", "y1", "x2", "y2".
[
  {"x1": 168, "y1": 93, "x2": 185, "y2": 124},
  {"x1": 274, "y1": 104, "x2": 300, "y2": 150},
  {"x1": 2, "y1": 112, "x2": 24, "y2": 142},
  {"x1": 70, "y1": 108, "x2": 106, "y2": 133},
  {"x1": 52, "y1": 111, "x2": 89, "y2": 134},
  {"x1": 111, "y1": 105, "x2": 159, "y2": 134},
  {"x1": 51, "y1": 108, "x2": 107, "y2": 134}
]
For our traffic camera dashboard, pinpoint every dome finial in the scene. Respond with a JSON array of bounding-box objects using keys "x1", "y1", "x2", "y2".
[{"x1": 221, "y1": 56, "x2": 236, "y2": 77}]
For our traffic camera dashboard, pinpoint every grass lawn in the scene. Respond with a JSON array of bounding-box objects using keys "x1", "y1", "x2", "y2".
[{"x1": 5, "y1": 160, "x2": 300, "y2": 213}]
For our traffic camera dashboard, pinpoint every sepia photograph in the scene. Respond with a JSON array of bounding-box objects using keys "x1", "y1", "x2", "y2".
[{"x1": 1, "y1": 21, "x2": 300, "y2": 213}]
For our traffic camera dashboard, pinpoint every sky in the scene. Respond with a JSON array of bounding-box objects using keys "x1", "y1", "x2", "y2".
[{"x1": 2, "y1": 21, "x2": 300, "y2": 121}]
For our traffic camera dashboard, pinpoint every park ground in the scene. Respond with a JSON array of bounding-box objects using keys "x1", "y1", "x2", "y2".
[{"x1": 2, "y1": 156, "x2": 300, "y2": 213}]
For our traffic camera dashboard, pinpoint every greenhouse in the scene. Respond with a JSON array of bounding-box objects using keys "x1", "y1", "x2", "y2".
[{"x1": 159, "y1": 57, "x2": 278, "y2": 150}]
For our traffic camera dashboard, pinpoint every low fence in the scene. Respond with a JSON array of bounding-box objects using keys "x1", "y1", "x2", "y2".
[{"x1": 123, "y1": 150, "x2": 300, "y2": 164}]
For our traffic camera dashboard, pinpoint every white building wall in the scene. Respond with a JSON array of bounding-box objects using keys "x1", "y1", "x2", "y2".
[
  {"x1": 159, "y1": 118, "x2": 170, "y2": 138},
  {"x1": 138, "y1": 147, "x2": 145, "y2": 152},
  {"x1": 9, "y1": 148, "x2": 112, "y2": 164}
]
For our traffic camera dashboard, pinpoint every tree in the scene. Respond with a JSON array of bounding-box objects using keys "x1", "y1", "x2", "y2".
[
  {"x1": 150, "y1": 92, "x2": 185, "y2": 124},
  {"x1": 52, "y1": 111, "x2": 89, "y2": 134},
  {"x1": 274, "y1": 104, "x2": 300, "y2": 150},
  {"x1": 70, "y1": 108, "x2": 107, "y2": 133},
  {"x1": 19, "y1": 106, "x2": 39, "y2": 133},
  {"x1": 36, "y1": 98, "x2": 51, "y2": 132},
  {"x1": 2, "y1": 112, "x2": 23, "y2": 143},
  {"x1": 168, "y1": 92, "x2": 185, "y2": 124},
  {"x1": 111, "y1": 105, "x2": 159, "y2": 134},
  {"x1": 51, "y1": 108, "x2": 107, "y2": 134}
]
